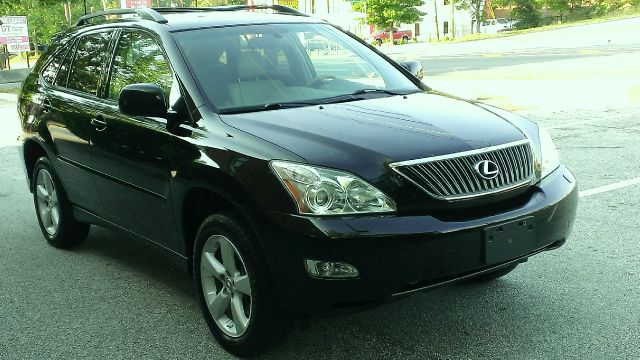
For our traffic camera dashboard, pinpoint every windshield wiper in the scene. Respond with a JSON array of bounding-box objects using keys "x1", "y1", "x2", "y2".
[
  {"x1": 219, "y1": 101, "x2": 322, "y2": 115},
  {"x1": 350, "y1": 89, "x2": 407, "y2": 96},
  {"x1": 262, "y1": 101, "x2": 321, "y2": 110}
]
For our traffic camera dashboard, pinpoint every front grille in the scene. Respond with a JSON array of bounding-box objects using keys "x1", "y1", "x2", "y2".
[{"x1": 390, "y1": 140, "x2": 535, "y2": 200}]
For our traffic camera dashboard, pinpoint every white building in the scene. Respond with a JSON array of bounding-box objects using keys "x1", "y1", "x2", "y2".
[
  {"x1": 414, "y1": 0, "x2": 477, "y2": 41},
  {"x1": 250, "y1": 0, "x2": 478, "y2": 39},
  {"x1": 251, "y1": 0, "x2": 366, "y2": 35}
]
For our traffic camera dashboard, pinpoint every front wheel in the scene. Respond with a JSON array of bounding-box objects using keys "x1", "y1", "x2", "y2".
[
  {"x1": 193, "y1": 212, "x2": 291, "y2": 357},
  {"x1": 32, "y1": 157, "x2": 89, "y2": 248},
  {"x1": 376, "y1": 38, "x2": 383, "y2": 46},
  {"x1": 402, "y1": 36, "x2": 409, "y2": 44}
]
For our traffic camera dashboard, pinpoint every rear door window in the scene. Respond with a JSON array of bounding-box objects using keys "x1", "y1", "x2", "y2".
[{"x1": 66, "y1": 31, "x2": 114, "y2": 95}]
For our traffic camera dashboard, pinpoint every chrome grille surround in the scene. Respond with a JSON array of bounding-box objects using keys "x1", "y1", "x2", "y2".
[{"x1": 390, "y1": 140, "x2": 535, "y2": 201}]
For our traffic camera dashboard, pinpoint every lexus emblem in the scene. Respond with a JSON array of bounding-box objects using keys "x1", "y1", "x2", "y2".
[{"x1": 474, "y1": 160, "x2": 499, "y2": 180}]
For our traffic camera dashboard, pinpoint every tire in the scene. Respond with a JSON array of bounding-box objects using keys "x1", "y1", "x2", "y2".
[
  {"x1": 470, "y1": 264, "x2": 519, "y2": 282},
  {"x1": 402, "y1": 36, "x2": 409, "y2": 44},
  {"x1": 193, "y1": 212, "x2": 291, "y2": 357},
  {"x1": 32, "y1": 157, "x2": 89, "y2": 248},
  {"x1": 376, "y1": 38, "x2": 383, "y2": 46}
]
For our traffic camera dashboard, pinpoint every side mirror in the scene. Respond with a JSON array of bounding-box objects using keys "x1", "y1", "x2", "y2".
[
  {"x1": 118, "y1": 83, "x2": 167, "y2": 118},
  {"x1": 399, "y1": 60, "x2": 424, "y2": 80}
]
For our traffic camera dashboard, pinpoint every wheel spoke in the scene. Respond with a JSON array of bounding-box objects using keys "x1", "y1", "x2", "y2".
[
  {"x1": 41, "y1": 208, "x2": 52, "y2": 227},
  {"x1": 231, "y1": 296, "x2": 248, "y2": 334},
  {"x1": 51, "y1": 207, "x2": 60, "y2": 229},
  {"x1": 202, "y1": 252, "x2": 226, "y2": 280},
  {"x1": 36, "y1": 185, "x2": 48, "y2": 200},
  {"x1": 219, "y1": 237, "x2": 238, "y2": 275},
  {"x1": 208, "y1": 291, "x2": 231, "y2": 320},
  {"x1": 43, "y1": 172, "x2": 54, "y2": 193},
  {"x1": 234, "y1": 275, "x2": 251, "y2": 296}
]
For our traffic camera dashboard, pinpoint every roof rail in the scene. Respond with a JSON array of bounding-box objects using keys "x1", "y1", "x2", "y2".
[
  {"x1": 153, "y1": 5, "x2": 307, "y2": 16},
  {"x1": 74, "y1": 8, "x2": 168, "y2": 27}
]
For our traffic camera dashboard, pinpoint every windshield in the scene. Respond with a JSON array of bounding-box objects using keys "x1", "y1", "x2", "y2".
[{"x1": 174, "y1": 23, "x2": 421, "y2": 113}]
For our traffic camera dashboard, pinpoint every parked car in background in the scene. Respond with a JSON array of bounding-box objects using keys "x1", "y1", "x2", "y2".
[
  {"x1": 480, "y1": 18, "x2": 509, "y2": 34},
  {"x1": 29, "y1": 42, "x2": 48, "y2": 52},
  {"x1": 366, "y1": 28, "x2": 413, "y2": 46}
]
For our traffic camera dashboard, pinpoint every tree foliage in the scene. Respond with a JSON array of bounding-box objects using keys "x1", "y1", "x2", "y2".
[
  {"x1": 353, "y1": 0, "x2": 425, "y2": 30},
  {"x1": 0, "y1": 0, "x2": 247, "y2": 47},
  {"x1": 512, "y1": 0, "x2": 542, "y2": 28},
  {"x1": 457, "y1": 0, "x2": 485, "y2": 33}
]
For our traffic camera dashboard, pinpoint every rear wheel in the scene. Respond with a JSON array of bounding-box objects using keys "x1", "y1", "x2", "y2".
[
  {"x1": 193, "y1": 212, "x2": 290, "y2": 357},
  {"x1": 470, "y1": 264, "x2": 519, "y2": 282},
  {"x1": 32, "y1": 157, "x2": 89, "y2": 248}
]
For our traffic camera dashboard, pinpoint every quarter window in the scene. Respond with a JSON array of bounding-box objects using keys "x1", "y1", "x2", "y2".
[
  {"x1": 41, "y1": 47, "x2": 69, "y2": 85},
  {"x1": 54, "y1": 41, "x2": 76, "y2": 87},
  {"x1": 67, "y1": 31, "x2": 113, "y2": 95},
  {"x1": 108, "y1": 31, "x2": 173, "y2": 101}
]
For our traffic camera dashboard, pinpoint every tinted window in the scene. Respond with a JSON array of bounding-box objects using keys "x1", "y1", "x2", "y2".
[
  {"x1": 52, "y1": 41, "x2": 77, "y2": 87},
  {"x1": 41, "y1": 47, "x2": 69, "y2": 85},
  {"x1": 67, "y1": 31, "x2": 113, "y2": 95},
  {"x1": 108, "y1": 31, "x2": 173, "y2": 101}
]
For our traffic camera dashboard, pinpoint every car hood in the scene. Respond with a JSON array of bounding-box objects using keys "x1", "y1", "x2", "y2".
[{"x1": 220, "y1": 92, "x2": 527, "y2": 180}]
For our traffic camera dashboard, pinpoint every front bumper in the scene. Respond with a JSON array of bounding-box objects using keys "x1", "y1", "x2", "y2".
[{"x1": 244, "y1": 165, "x2": 578, "y2": 315}]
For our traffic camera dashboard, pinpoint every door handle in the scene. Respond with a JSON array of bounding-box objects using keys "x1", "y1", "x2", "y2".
[{"x1": 90, "y1": 115, "x2": 108, "y2": 132}]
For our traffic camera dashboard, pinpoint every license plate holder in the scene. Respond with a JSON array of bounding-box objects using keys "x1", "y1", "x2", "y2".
[{"x1": 483, "y1": 217, "x2": 536, "y2": 264}]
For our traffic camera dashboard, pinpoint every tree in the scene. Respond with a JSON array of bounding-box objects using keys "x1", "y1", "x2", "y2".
[
  {"x1": 511, "y1": 0, "x2": 541, "y2": 28},
  {"x1": 458, "y1": 0, "x2": 485, "y2": 33},
  {"x1": 353, "y1": 0, "x2": 425, "y2": 44}
]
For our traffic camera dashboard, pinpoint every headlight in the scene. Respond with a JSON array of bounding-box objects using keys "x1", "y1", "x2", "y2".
[
  {"x1": 270, "y1": 161, "x2": 396, "y2": 215},
  {"x1": 539, "y1": 127, "x2": 560, "y2": 179}
]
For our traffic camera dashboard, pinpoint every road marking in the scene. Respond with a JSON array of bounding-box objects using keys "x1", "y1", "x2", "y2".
[
  {"x1": 483, "y1": 53, "x2": 503, "y2": 58},
  {"x1": 546, "y1": 111, "x2": 640, "y2": 129},
  {"x1": 579, "y1": 177, "x2": 640, "y2": 198},
  {"x1": 579, "y1": 49, "x2": 601, "y2": 55}
]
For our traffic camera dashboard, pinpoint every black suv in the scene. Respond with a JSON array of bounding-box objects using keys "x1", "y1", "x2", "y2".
[{"x1": 17, "y1": 6, "x2": 578, "y2": 356}]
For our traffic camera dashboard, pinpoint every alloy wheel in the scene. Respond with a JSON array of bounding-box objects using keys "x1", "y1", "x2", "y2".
[
  {"x1": 35, "y1": 169, "x2": 60, "y2": 236},
  {"x1": 200, "y1": 235, "x2": 252, "y2": 338}
]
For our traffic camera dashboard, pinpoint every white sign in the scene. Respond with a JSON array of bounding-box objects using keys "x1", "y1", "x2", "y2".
[{"x1": 0, "y1": 16, "x2": 30, "y2": 52}]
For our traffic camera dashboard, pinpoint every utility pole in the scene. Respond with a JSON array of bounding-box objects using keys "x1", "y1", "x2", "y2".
[
  {"x1": 450, "y1": 0, "x2": 455, "y2": 39},
  {"x1": 433, "y1": 0, "x2": 440, "y2": 42}
]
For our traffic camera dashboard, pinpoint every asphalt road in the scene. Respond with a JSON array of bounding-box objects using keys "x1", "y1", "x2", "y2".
[{"x1": 417, "y1": 44, "x2": 640, "y2": 76}]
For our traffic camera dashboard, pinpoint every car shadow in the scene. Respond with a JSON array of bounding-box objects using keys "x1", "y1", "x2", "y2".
[
  {"x1": 261, "y1": 279, "x2": 554, "y2": 360},
  {"x1": 68, "y1": 226, "x2": 196, "y2": 299}
]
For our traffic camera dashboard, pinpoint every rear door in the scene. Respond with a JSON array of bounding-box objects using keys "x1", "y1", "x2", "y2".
[
  {"x1": 90, "y1": 29, "x2": 181, "y2": 248},
  {"x1": 42, "y1": 30, "x2": 115, "y2": 213}
]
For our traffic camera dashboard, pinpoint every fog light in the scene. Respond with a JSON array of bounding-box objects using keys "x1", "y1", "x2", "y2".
[{"x1": 304, "y1": 259, "x2": 359, "y2": 279}]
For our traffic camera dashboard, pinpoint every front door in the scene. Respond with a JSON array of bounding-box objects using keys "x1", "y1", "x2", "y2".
[{"x1": 90, "y1": 29, "x2": 181, "y2": 249}]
